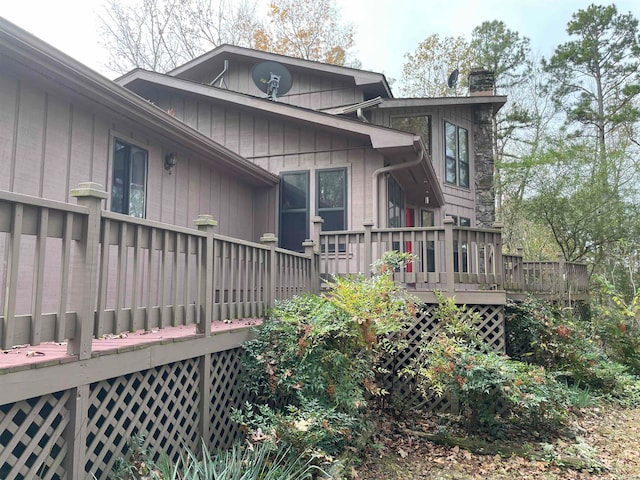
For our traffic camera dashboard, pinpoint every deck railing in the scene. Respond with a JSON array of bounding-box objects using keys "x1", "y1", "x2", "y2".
[
  {"x1": 503, "y1": 251, "x2": 589, "y2": 296},
  {"x1": 316, "y1": 217, "x2": 503, "y2": 292},
  {"x1": 0, "y1": 184, "x2": 315, "y2": 360}
]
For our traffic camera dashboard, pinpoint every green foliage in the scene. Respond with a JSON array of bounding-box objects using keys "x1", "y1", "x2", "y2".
[
  {"x1": 109, "y1": 438, "x2": 322, "y2": 480},
  {"x1": 592, "y1": 278, "x2": 640, "y2": 375},
  {"x1": 405, "y1": 295, "x2": 569, "y2": 436},
  {"x1": 236, "y1": 253, "x2": 416, "y2": 455},
  {"x1": 506, "y1": 297, "x2": 640, "y2": 399}
]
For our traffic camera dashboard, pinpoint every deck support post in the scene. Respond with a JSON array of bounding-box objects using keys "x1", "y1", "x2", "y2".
[
  {"x1": 363, "y1": 220, "x2": 374, "y2": 279},
  {"x1": 443, "y1": 217, "x2": 455, "y2": 294},
  {"x1": 311, "y1": 216, "x2": 323, "y2": 251},
  {"x1": 260, "y1": 233, "x2": 278, "y2": 309},
  {"x1": 70, "y1": 182, "x2": 107, "y2": 360},
  {"x1": 198, "y1": 353, "x2": 211, "y2": 447},
  {"x1": 64, "y1": 384, "x2": 89, "y2": 480},
  {"x1": 303, "y1": 240, "x2": 317, "y2": 294},
  {"x1": 194, "y1": 215, "x2": 217, "y2": 336}
]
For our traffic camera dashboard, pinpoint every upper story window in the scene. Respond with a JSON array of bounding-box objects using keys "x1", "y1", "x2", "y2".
[
  {"x1": 444, "y1": 121, "x2": 469, "y2": 188},
  {"x1": 317, "y1": 168, "x2": 347, "y2": 231},
  {"x1": 391, "y1": 115, "x2": 432, "y2": 154},
  {"x1": 388, "y1": 175, "x2": 404, "y2": 227},
  {"x1": 111, "y1": 139, "x2": 148, "y2": 218}
]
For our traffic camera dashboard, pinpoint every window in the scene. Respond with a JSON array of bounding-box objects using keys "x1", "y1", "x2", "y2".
[
  {"x1": 391, "y1": 115, "x2": 432, "y2": 154},
  {"x1": 111, "y1": 139, "x2": 148, "y2": 218},
  {"x1": 444, "y1": 121, "x2": 469, "y2": 188},
  {"x1": 280, "y1": 171, "x2": 309, "y2": 252},
  {"x1": 388, "y1": 176, "x2": 404, "y2": 227},
  {"x1": 317, "y1": 168, "x2": 347, "y2": 231}
]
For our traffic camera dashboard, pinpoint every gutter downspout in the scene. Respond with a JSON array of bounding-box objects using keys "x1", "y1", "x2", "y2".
[
  {"x1": 356, "y1": 107, "x2": 368, "y2": 123},
  {"x1": 372, "y1": 150, "x2": 424, "y2": 227}
]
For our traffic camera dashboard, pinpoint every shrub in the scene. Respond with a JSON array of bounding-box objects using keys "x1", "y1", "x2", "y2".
[
  {"x1": 405, "y1": 295, "x2": 569, "y2": 436},
  {"x1": 592, "y1": 278, "x2": 640, "y2": 375},
  {"x1": 235, "y1": 252, "x2": 417, "y2": 456},
  {"x1": 505, "y1": 296, "x2": 636, "y2": 396}
]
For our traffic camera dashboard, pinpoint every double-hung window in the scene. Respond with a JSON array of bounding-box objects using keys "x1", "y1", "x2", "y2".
[
  {"x1": 111, "y1": 139, "x2": 148, "y2": 218},
  {"x1": 444, "y1": 122, "x2": 469, "y2": 188},
  {"x1": 388, "y1": 176, "x2": 404, "y2": 228},
  {"x1": 317, "y1": 168, "x2": 347, "y2": 231}
]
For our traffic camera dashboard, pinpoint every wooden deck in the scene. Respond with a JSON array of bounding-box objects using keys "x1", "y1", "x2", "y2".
[{"x1": 0, "y1": 318, "x2": 260, "y2": 372}]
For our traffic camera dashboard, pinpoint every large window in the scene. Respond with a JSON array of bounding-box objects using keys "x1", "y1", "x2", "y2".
[
  {"x1": 388, "y1": 176, "x2": 404, "y2": 227},
  {"x1": 280, "y1": 171, "x2": 309, "y2": 252},
  {"x1": 444, "y1": 121, "x2": 469, "y2": 188},
  {"x1": 111, "y1": 139, "x2": 148, "y2": 218},
  {"x1": 317, "y1": 168, "x2": 347, "y2": 231},
  {"x1": 391, "y1": 115, "x2": 432, "y2": 154}
]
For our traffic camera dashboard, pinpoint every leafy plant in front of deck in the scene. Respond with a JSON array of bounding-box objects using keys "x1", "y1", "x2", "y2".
[
  {"x1": 236, "y1": 251, "x2": 417, "y2": 456},
  {"x1": 405, "y1": 294, "x2": 570, "y2": 436}
]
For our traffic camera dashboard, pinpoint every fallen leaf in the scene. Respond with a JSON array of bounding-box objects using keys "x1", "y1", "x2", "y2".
[
  {"x1": 12, "y1": 344, "x2": 29, "y2": 349},
  {"x1": 25, "y1": 351, "x2": 45, "y2": 357},
  {"x1": 398, "y1": 448, "x2": 408, "y2": 459}
]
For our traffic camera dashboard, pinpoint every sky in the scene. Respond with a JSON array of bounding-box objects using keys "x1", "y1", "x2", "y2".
[{"x1": 1, "y1": 0, "x2": 640, "y2": 86}]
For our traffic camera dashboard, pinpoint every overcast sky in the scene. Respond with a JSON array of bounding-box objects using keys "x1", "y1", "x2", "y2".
[{"x1": 2, "y1": 0, "x2": 639, "y2": 86}]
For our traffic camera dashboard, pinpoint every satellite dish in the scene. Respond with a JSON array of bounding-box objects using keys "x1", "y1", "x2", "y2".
[
  {"x1": 252, "y1": 61, "x2": 293, "y2": 101},
  {"x1": 447, "y1": 68, "x2": 459, "y2": 89}
]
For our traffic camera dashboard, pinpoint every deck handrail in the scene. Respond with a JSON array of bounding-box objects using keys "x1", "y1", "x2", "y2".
[{"x1": 0, "y1": 184, "x2": 317, "y2": 360}]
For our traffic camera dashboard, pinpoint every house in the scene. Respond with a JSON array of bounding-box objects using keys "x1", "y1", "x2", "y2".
[
  {"x1": 0, "y1": 18, "x2": 587, "y2": 480},
  {"x1": 116, "y1": 45, "x2": 506, "y2": 250}
]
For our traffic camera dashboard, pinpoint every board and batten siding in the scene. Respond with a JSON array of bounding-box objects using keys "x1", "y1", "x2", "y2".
[
  {"x1": 186, "y1": 59, "x2": 364, "y2": 111},
  {"x1": 0, "y1": 68, "x2": 265, "y2": 241},
  {"x1": 370, "y1": 104, "x2": 477, "y2": 226},
  {"x1": 156, "y1": 91, "x2": 384, "y2": 230}
]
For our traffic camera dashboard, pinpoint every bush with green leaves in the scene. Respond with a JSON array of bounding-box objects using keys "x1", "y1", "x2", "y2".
[
  {"x1": 405, "y1": 295, "x2": 570, "y2": 436},
  {"x1": 235, "y1": 252, "x2": 417, "y2": 456},
  {"x1": 592, "y1": 278, "x2": 640, "y2": 375},
  {"x1": 506, "y1": 296, "x2": 638, "y2": 397}
]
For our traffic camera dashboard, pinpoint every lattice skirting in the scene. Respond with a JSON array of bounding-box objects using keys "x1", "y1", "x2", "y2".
[
  {"x1": 382, "y1": 302, "x2": 505, "y2": 413},
  {"x1": 0, "y1": 348, "x2": 248, "y2": 480}
]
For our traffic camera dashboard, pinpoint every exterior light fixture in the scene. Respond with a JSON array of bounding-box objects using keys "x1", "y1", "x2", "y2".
[{"x1": 164, "y1": 152, "x2": 177, "y2": 173}]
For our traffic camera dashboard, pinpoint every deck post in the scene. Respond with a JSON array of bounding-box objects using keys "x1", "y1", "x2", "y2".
[
  {"x1": 443, "y1": 217, "x2": 455, "y2": 294},
  {"x1": 64, "y1": 384, "x2": 89, "y2": 480},
  {"x1": 194, "y1": 215, "x2": 217, "y2": 336},
  {"x1": 363, "y1": 220, "x2": 374, "y2": 279},
  {"x1": 260, "y1": 233, "x2": 278, "y2": 308},
  {"x1": 70, "y1": 182, "x2": 107, "y2": 360},
  {"x1": 312, "y1": 216, "x2": 324, "y2": 251},
  {"x1": 557, "y1": 253, "x2": 566, "y2": 295},
  {"x1": 493, "y1": 222, "x2": 504, "y2": 289},
  {"x1": 303, "y1": 240, "x2": 317, "y2": 294}
]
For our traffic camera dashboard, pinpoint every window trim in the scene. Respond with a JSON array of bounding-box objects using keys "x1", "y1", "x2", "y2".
[
  {"x1": 444, "y1": 121, "x2": 470, "y2": 189},
  {"x1": 110, "y1": 137, "x2": 149, "y2": 218},
  {"x1": 387, "y1": 175, "x2": 405, "y2": 228},
  {"x1": 316, "y1": 167, "x2": 347, "y2": 232}
]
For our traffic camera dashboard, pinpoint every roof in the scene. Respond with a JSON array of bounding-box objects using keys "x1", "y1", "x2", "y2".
[
  {"x1": 0, "y1": 17, "x2": 278, "y2": 187},
  {"x1": 322, "y1": 95, "x2": 508, "y2": 115},
  {"x1": 118, "y1": 69, "x2": 420, "y2": 152},
  {"x1": 163, "y1": 44, "x2": 393, "y2": 100}
]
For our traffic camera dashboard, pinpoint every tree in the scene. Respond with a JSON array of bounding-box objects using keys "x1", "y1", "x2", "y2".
[
  {"x1": 543, "y1": 4, "x2": 640, "y2": 162},
  {"x1": 99, "y1": 0, "x2": 263, "y2": 74},
  {"x1": 470, "y1": 20, "x2": 531, "y2": 92},
  {"x1": 254, "y1": 0, "x2": 356, "y2": 65},
  {"x1": 401, "y1": 34, "x2": 473, "y2": 97}
]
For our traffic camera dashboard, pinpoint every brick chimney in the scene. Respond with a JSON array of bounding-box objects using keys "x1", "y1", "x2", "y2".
[{"x1": 468, "y1": 68, "x2": 495, "y2": 96}]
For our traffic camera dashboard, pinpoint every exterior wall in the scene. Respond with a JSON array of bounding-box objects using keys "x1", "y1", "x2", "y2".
[
  {"x1": 0, "y1": 67, "x2": 263, "y2": 241},
  {"x1": 152, "y1": 90, "x2": 384, "y2": 234},
  {"x1": 370, "y1": 105, "x2": 477, "y2": 226},
  {"x1": 188, "y1": 58, "x2": 364, "y2": 110}
]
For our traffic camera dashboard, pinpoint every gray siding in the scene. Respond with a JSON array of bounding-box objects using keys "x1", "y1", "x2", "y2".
[
  {"x1": 189, "y1": 59, "x2": 364, "y2": 110},
  {"x1": 370, "y1": 105, "x2": 477, "y2": 226},
  {"x1": 154, "y1": 91, "x2": 384, "y2": 231},
  {"x1": 0, "y1": 69, "x2": 264, "y2": 241}
]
